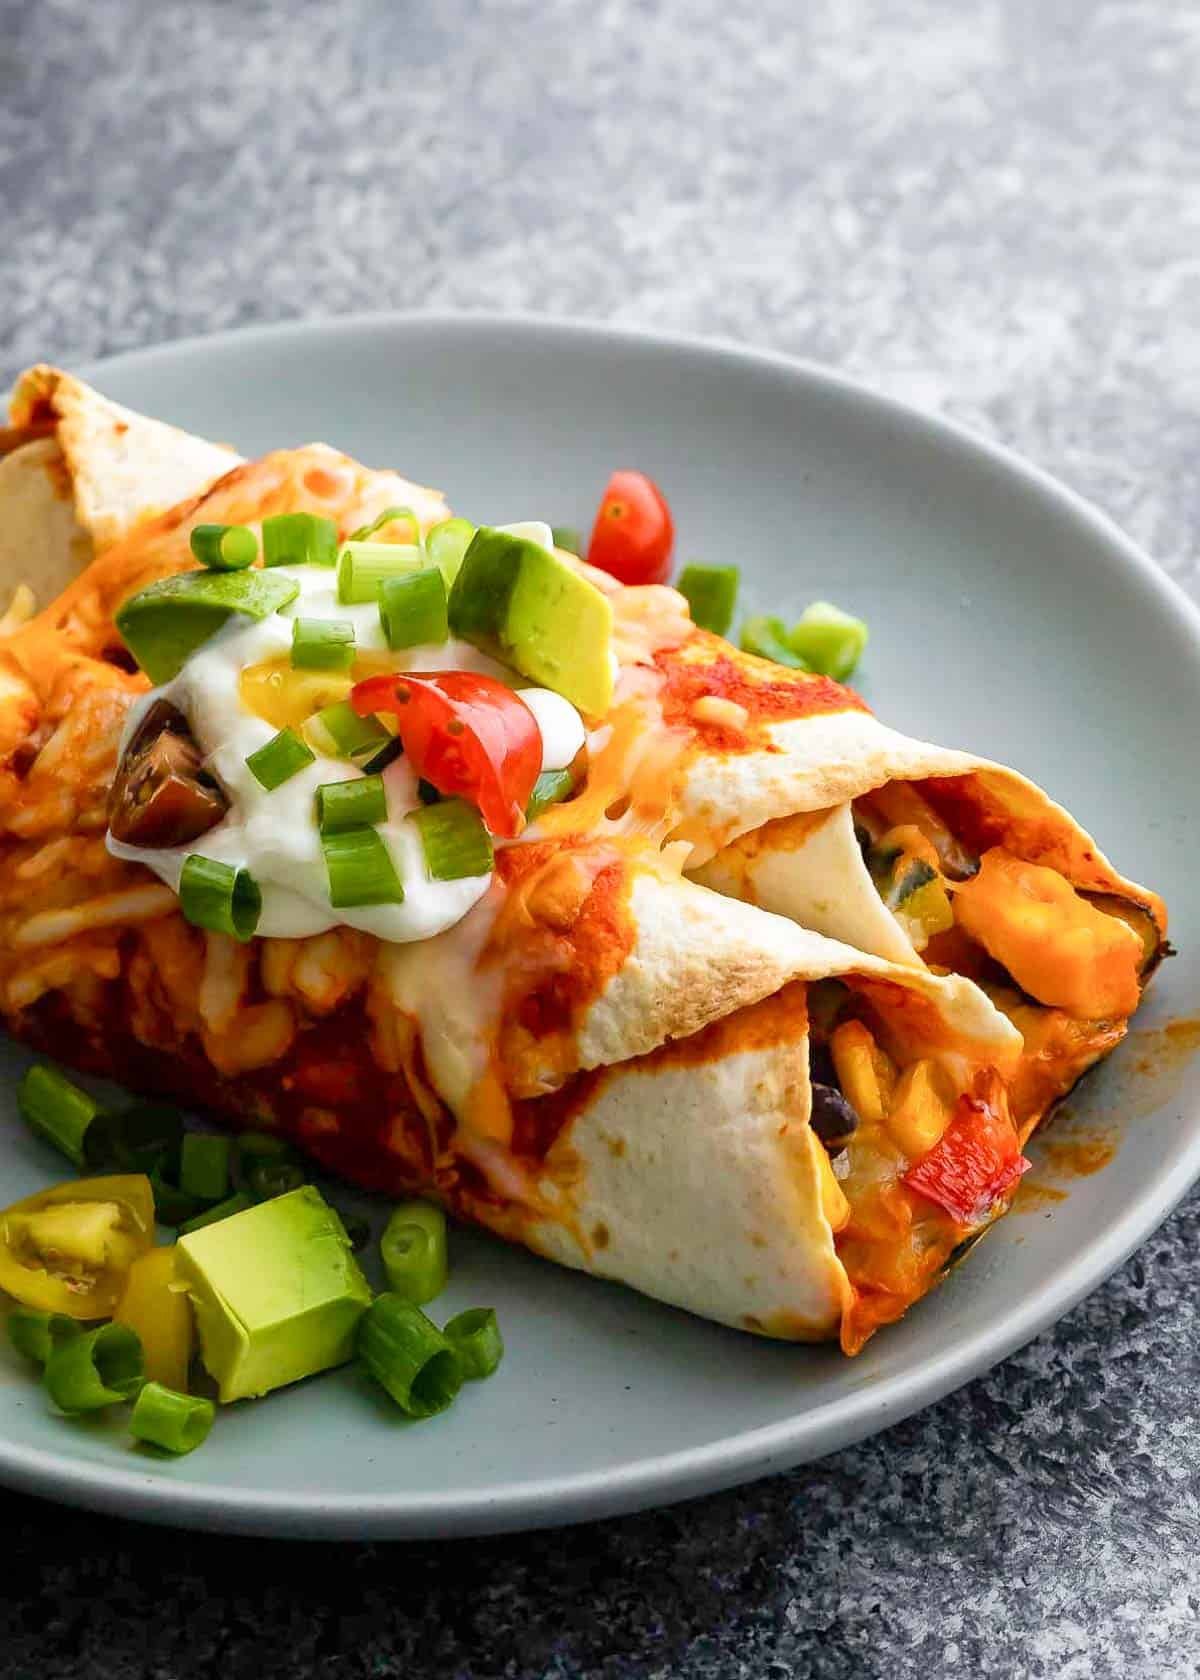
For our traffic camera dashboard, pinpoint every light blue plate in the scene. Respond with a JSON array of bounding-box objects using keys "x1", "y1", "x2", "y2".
[{"x1": 3, "y1": 315, "x2": 1198, "y2": 1538}]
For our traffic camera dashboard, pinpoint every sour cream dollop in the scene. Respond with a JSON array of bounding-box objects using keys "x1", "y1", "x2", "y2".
[{"x1": 108, "y1": 530, "x2": 586, "y2": 944}]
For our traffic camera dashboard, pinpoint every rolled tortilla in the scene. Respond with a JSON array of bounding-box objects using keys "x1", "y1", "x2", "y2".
[
  {"x1": 0, "y1": 366, "x2": 242, "y2": 618},
  {"x1": 0, "y1": 385, "x2": 1162, "y2": 1353}
]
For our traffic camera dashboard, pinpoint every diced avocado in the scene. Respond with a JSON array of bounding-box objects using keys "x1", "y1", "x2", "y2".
[
  {"x1": 116, "y1": 570, "x2": 301, "y2": 685},
  {"x1": 175, "y1": 1186, "x2": 372, "y2": 1403},
  {"x1": 448, "y1": 528, "x2": 614, "y2": 717}
]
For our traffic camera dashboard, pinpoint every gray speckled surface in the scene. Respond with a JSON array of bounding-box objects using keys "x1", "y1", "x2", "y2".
[{"x1": 2, "y1": 0, "x2": 1200, "y2": 1674}]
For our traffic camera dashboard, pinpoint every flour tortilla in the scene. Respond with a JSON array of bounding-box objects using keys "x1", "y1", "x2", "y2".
[
  {"x1": 679, "y1": 706, "x2": 1165, "y2": 964},
  {"x1": 384, "y1": 861, "x2": 1021, "y2": 1338}
]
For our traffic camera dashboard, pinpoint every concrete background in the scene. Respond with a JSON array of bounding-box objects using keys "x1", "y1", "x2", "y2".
[{"x1": 1, "y1": 1, "x2": 1198, "y2": 1675}]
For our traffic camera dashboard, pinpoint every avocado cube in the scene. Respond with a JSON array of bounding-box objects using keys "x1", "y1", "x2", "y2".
[
  {"x1": 176, "y1": 1186, "x2": 372, "y2": 1402},
  {"x1": 448, "y1": 528, "x2": 614, "y2": 717}
]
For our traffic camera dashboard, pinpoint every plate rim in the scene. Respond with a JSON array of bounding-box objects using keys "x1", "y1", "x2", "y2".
[{"x1": 1, "y1": 309, "x2": 1196, "y2": 1539}]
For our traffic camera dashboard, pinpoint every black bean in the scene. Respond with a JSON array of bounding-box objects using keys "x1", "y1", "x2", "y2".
[{"x1": 810, "y1": 1082, "x2": 859, "y2": 1152}]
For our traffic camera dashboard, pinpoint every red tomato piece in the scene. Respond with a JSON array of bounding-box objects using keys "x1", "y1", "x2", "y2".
[
  {"x1": 902, "y1": 1077, "x2": 1029, "y2": 1226},
  {"x1": 587, "y1": 470, "x2": 675, "y2": 586},
  {"x1": 350, "y1": 672, "x2": 541, "y2": 839}
]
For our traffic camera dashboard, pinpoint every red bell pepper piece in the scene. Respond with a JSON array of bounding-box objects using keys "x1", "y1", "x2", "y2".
[
  {"x1": 350, "y1": 671, "x2": 541, "y2": 840},
  {"x1": 903, "y1": 1075, "x2": 1029, "y2": 1225}
]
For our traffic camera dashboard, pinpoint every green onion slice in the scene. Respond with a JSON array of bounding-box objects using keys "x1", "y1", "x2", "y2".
[
  {"x1": 178, "y1": 1190, "x2": 253, "y2": 1235},
  {"x1": 147, "y1": 1167, "x2": 205, "y2": 1228},
  {"x1": 316, "y1": 774, "x2": 387, "y2": 834},
  {"x1": 425, "y1": 518, "x2": 477, "y2": 588},
  {"x1": 739, "y1": 615, "x2": 812, "y2": 670},
  {"x1": 291, "y1": 616, "x2": 356, "y2": 671},
  {"x1": 246, "y1": 1158, "x2": 307, "y2": 1201},
  {"x1": 7, "y1": 1307, "x2": 82, "y2": 1367},
  {"x1": 179, "y1": 1133, "x2": 232, "y2": 1203},
  {"x1": 525, "y1": 768, "x2": 576, "y2": 823},
  {"x1": 357, "y1": 1293, "x2": 463, "y2": 1418},
  {"x1": 379, "y1": 567, "x2": 448, "y2": 651},
  {"x1": 349, "y1": 505, "x2": 422, "y2": 544},
  {"x1": 550, "y1": 525, "x2": 581, "y2": 555},
  {"x1": 84, "y1": 1102, "x2": 183, "y2": 1176},
  {"x1": 443, "y1": 1307, "x2": 504, "y2": 1380},
  {"x1": 788, "y1": 601, "x2": 869, "y2": 681},
  {"x1": 115, "y1": 570, "x2": 300, "y2": 684},
  {"x1": 130, "y1": 1381, "x2": 215, "y2": 1455},
  {"x1": 43, "y1": 1322, "x2": 145, "y2": 1414},
  {"x1": 179, "y1": 855, "x2": 263, "y2": 942},
  {"x1": 262, "y1": 512, "x2": 339, "y2": 569},
  {"x1": 321, "y1": 827, "x2": 404, "y2": 908},
  {"x1": 246, "y1": 727, "x2": 315, "y2": 791},
  {"x1": 189, "y1": 523, "x2": 258, "y2": 573},
  {"x1": 307, "y1": 700, "x2": 390, "y2": 761},
  {"x1": 412, "y1": 799, "x2": 493, "y2": 881},
  {"x1": 677, "y1": 563, "x2": 739, "y2": 636},
  {"x1": 336, "y1": 541, "x2": 424, "y2": 605},
  {"x1": 17, "y1": 1064, "x2": 98, "y2": 1167},
  {"x1": 380, "y1": 1202, "x2": 449, "y2": 1305}
]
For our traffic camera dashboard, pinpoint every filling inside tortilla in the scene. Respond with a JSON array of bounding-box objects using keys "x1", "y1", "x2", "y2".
[
  {"x1": 801, "y1": 972, "x2": 1024, "y2": 1354},
  {"x1": 853, "y1": 776, "x2": 1161, "y2": 1077}
]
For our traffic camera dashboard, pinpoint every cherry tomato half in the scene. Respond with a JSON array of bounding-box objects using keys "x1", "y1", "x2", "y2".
[
  {"x1": 586, "y1": 470, "x2": 675, "y2": 586},
  {"x1": 351, "y1": 672, "x2": 541, "y2": 839}
]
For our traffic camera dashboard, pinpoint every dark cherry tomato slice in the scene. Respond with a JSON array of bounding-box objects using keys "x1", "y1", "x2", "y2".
[
  {"x1": 586, "y1": 470, "x2": 675, "y2": 586},
  {"x1": 350, "y1": 672, "x2": 540, "y2": 839},
  {"x1": 108, "y1": 700, "x2": 228, "y2": 848}
]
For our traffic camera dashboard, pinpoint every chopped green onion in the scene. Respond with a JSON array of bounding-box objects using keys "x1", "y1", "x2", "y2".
[
  {"x1": 379, "y1": 567, "x2": 448, "y2": 650},
  {"x1": 7, "y1": 1307, "x2": 82, "y2": 1367},
  {"x1": 349, "y1": 505, "x2": 422, "y2": 544},
  {"x1": 234, "y1": 1130, "x2": 298, "y2": 1169},
  {"x1": 189, "y1": 523, "x2": 258, "y2": 572},
  {"x1": 357, "y1": 1293, "x2": 463, "y2": 1418},
  {"x1": 316, "y1": 774, "x2": 387, "y2": 833},
  {"x1": 380, "y1": 1202, "x2": 448, "y2": 1304},
  {"x1": 308, "y1": 700, "x2": 390, "y2": 761},
  {"x1": 44, "y1": 1322, "x2": 144, "y2": 1414},
  {"x1": 739, "y1": 615, "x2": 812, "y2": 669},
  {"x1": 130, "y1": 1382, "x2": 215, "y2": 1455},
  {"x1": 443, "y1": 1307, "x2": 504, "y2": 1380},
  {"x1": 84, "y1": 1102, "x2": 183, "y2": 1176},
  {"x1": 321, "y1": 827, "x2": 405, "y2": 908},
  {"x1": 417, "y1": 778, "x2": 441, "y2": 805},
  {"x1": 178, "y1": 1190, "x2": 253, "y2": 1236},
  {"x1": 262, "y1": 512, "x2": 338, "y2": 569},
  {"x1": 291, "y1": 617, "x2": 356, "y2": 671},
  {"x1": 360, "y1": 735, "x2": 404, "y2": 775},
  {"x1": 179, "y1": 1133, "x2": 231, "y2": 1203},
  {"x1": 425, "y1": 518, "x2": 476, "y2": 588},
  {"x1": 148, "y1": 1166, "x2": 205, "y2": 1228},
  {"x1": 525, "y1": 768, "x2": 575, "y2": 823},
  {"x1": 246, "y1": 1158, "x2": 307, "y2": 1201},
  {"x1": 116, "y1": 570, "x2": 300, "y2": 684},
  {"x1": 246, "y1": 727, "x2": 315, "y2": 791},
  {"x1": 550, "y1": 526, "x2": 581, "y2": 554},
  {"x1": 336, "y1": 541, "x2": 423, "y2": 605},
  {"x1": 179, "y1": 855, "x2": 262, "y2": 942},
  {"x1": 17, "y1": 1064, "x2": 98, "y2": 1167},
  {"x1": 233, "y1": 1130, "x2": 303, "y2": 1193},
  {"x1": 411, "y1": 799, "x2": 493, "y2": 881},
  {"x1": 788, "y1": 601, "x2": 869, "y2": 681},
  {"x1": 677, "y1": 564, "x2": 739, "y2": 636}
]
